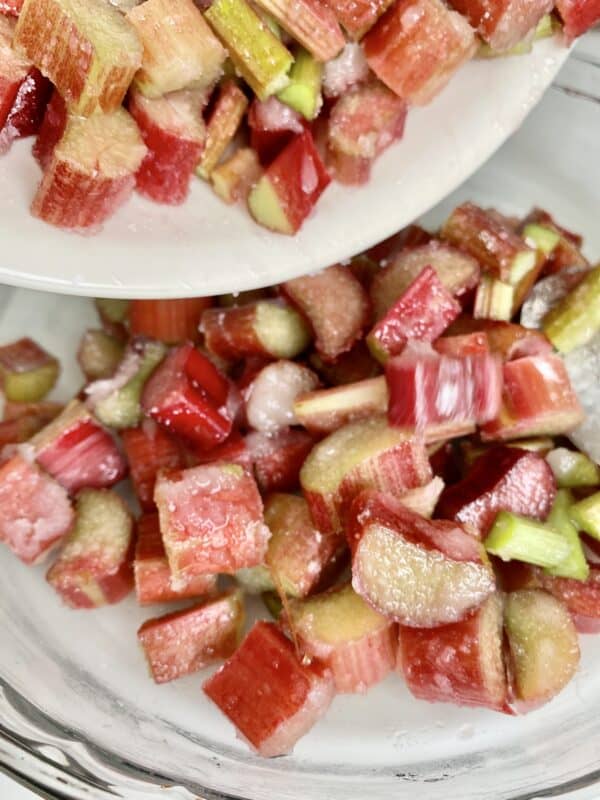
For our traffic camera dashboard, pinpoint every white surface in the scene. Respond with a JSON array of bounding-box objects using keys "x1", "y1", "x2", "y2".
[
  {"x1": 0, "y1": 38, "x2": 570, "y2": 298},
  {"x1": 0, "y1": 773, "x2": 37, "y2": 799}
]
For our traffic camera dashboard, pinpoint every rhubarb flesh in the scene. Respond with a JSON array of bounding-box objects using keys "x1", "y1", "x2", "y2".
[
  {"x1": 293, "y1": 376, "x2": 388, "y2": 435},
  {"x1": 245, "y1": 360, "x2": 319, "y2": 434},
  {"x1": 252, "y1": 0, "x2": 344, "y2": 61},
  {"x1": 543, "y1": 266, "x2": 600, "y2": 354},
  {"x1": 0, "y1": 337, "x2": 59, "y2": 402},
  {"x1": 277, "y1": 47, "x2": 322, "y2": 120},
  {"x1": 448, "y1": 0, "x2": 553, "y2": 51},
  {"x1": 122, "y1": 423, "x2": 185, "y2": 510},
  {"x1": 128, "y1": 298, "x2": 211, "y2": 344},
  {"x1": 196, "y1": 80, "x2": 248, "y2": 180},
  {"x1": 210, "y1": 147, "x2": 262, "y2": 204},
  {"x1": 77, "y1": 330, "x2": 125, "y2": 381}
]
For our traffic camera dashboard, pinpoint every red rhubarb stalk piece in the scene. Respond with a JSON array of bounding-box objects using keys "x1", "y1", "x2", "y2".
[
  {"x1": 245, "y1": 428, "x2": 315, "y2": 493},
  {"x1": 0, "y1": 0, "x2": 23, "y2": 15},
  {"x1": 32, "y1": 89, "x2": 67, "y2": 169},
  {"x1": 322, "y1": 43, "x2": 370, "y2": 99},
  {"x1": 248, "y1": 96, "x2": 304, "y2": 166},
  {"x1": 434, "y1": 331, "x2": 490, "y2": 358},
  {"x1": 0, "y1": 59, "x2": 51, "y2": 154},
  {"x1": 526, "y1": 566, "x2": 600, "y2": 632},
  {"x1": 245, "y1": 360, "x2": 319, "y2": 434},
  {"x1": 323, "y1": 0, "x2": 393, "y2": 39},
  {"x1": 128, "y1": 298, "x2": 212, "y2": 344},
  {"x1": 447, "y1": 0, "x2": 553, "y2": 50},
  {"x1": 444, "y1": 317, "x2": 552, "y2": 361},
  {"x1": 555, "y1": 0, "x2": 600, "y2": 40},
  {"x1": 0, "y1": 17, "x2": 31, "y2": 134},
  {"x1": 121, "y1": 422, "x2": 185, "y2": 511}
]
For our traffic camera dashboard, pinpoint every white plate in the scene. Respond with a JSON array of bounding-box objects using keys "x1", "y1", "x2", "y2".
[{"x1": 0, "y1": 38, "x2": 570, "y2": 298}]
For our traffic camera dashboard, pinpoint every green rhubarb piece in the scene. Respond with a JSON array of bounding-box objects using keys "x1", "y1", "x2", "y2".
[
  {"x1": 78, "y1": 330, "x2": 125, "y2": 381},
  {"x1": 523, "y1": 223, "x2": 561, "y2": 256},
  {"x1": 236, "y1": 565, "x2": 275, "y2": 593},
  {"x1": 543, "y1": 266, "x2": 600, "y2": 353},
  {"x1": 474, "y1": 274, "x2": 514, "y2": 321},
  {"x1": 508, "y1": 249, "x2": 537, "y2": 286},
  {"x1": 546, "y1": 447, "x2": 600, "y2": 489},
  {"x1": 205, "y1": 0, "x2": 293, "y2": 100},
  {"x1": 95, "y1": 298, "x2": 129, "y2": 324},
  {"x1": 571, "y1": 491, "x2": 600, "y2": 540},
  {"x1": 248, "y1": 176, "x2": 294, "y2": 234},
  {"x1": 484, "y1": 511, "x2": 570, "y2": 568},
  {"x1": 277, "y1": 47, "x2": 322, "y2": 120},
  {"x1": 534, "y1": 13, "x2": 556, "y2": 40},
  {"x1": 545, "y1": 490, "x2": 589, "y2": 581}
]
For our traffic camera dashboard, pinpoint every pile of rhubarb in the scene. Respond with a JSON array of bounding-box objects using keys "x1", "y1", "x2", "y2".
[
  {"x1": 1, "y1": 202, "x2": 600, "y2": 755},
  {"x1": 0, "y1": 0, "x2": 598, "y2": 234}
]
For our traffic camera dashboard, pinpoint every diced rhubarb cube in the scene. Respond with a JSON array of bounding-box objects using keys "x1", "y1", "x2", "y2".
[
  {"x1": 448, "y1": 0, "x2": 553, "y2": 50},
  {"x1": 196, "y1": 80, "x2": 248, "y2": 179},
  {"x1": 138, "y1": 590, "x2": 244, "y2": 682},
  {"x1": 367, "y1": 266, "x2": 460, "y2": 362},
  {"x1": 287, "y1": 583, "x2": 397, "y2": 693},
  {"x1": 481, "y1": 354, "x2": 585, "y2": 441},
  {"x1": 128, "y1": 298, "x2": 211, "y2": 344},
  {"x1": 155, "y1": 463, "x2": 270, "y2": 580},
  {"x1": 203, "y1": 620, "x2": 335, "y2": 756},
  {"x1": 293, "y1": 375, "x2": 388, "y2": 435},
  {"x1": 248, "y1": 128, "x2": 331, "y2": 234},
  {"x1": 32, "y1": 89, "x2": 66, "y2": 170},
  {"x1": 0, "y1": 337, "x2": 59, "y2": 402},
  {"x1": 300, "y1": 416, "x2": 432, "y2": 533},
  {"x1": 282, "y1": 265, "x2": 371, "y2": 361},
  {"x1": 348, "y1": 490, "x2": 495, "y2": 626},
  {"x1": 252, "y1": 0, "x2": 345, "y2": 61},
  {"x1": 248, "y1": 96, "x2": 304, "y2": 165},
  {"x1": 245, "y1": 360, "x2": 319, "y2": 434},
  {"x1": 363, "y1": 0, "x2": 476, "y2": 105},
  {"x1": 308, "y1": 340, "x2": 381, "y2": 386},
  {"x1": 0, "y1": 454, "x2": 73, "y2": 564},
  {"x1": 121, "y1": 422, "x2": 185, "y2": 510},
  {"x1": 436, "y1": 446, "x2": 557, "y2": 538},
  {"x1": 32, "y1": 400, "x2": 127, "y2": 493},
  {"x1": 77, "y1": 329, "x2": 124, "y2": 381},
  {"x1": 555, "y1": 0, "x2": 600, "y2": 40},
  {"x1": 210, "y1": 147, "x2": 263, "y2": 204},
  {"x1": 245, "y1": 428, "x2": 315, "y2": 493},
  {"x1": 323, "y1": 0, "x2": 393, "y2": 38}
]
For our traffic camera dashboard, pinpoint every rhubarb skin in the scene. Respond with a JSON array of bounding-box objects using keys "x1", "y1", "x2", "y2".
[
  {"x1": 445, "y1": 317, "x2": 552, "y2": 361},
  {"x1": 555, "y1": 0, "x2": 600, "y2": 40},
  {"x1": 211, "y1": 147, "x2": 263, "y2": 204},
  {"x1": 121, "y1": 423, "x2": 185, "y2": 511},
  {"x1": 0, "y1": 454, "x2": 73, "y2": 564},
  {"x1": 197, "y1": 80, "x2": 248, "y2": 179},
  {"x1": 245, "y1": 428, "x2": 315, "y2": 493},
  {"x1": 447, "y1": 0, "x2": 553, "y2": 50},
  {"x1": 323, "y1": 0, "x2": 394, "y2": 39},
  {"x1": 138, "y1": 590, "x2": 244, "y2": 682},
  {"x1": 203, "y1": 621, "x2": 335, "y2": 757},
  {"x1": 527, "y1": 566, "x2": 600, "y2": 633},
  {"x1": 436, "y1": 446, "x2": 557, "y2": 539},
  {"x1": 293, "y1": 375, "x2": 388, "y2": 435},
  {"x1": 0, "y1": 66, "x2": 52, "y2": 154},
  {"x1": 252, "y1": 0, "x2": 345, "y2": 62},
  {"x1": 0, "y1": 0, "x2": 23, "y2": 15},
  {"x1": 248, "y1": 96, "x2": 304, "y2": 166},
  {"x1": 32, "y1": 89, "x2": 66, "y2": 169},
  {"x1": 134, "y1": 512, "x2": 218, "y2": 605},
  {"x1": 155, "y1": 463, "x2": 270, "y2": 580},
  {"x1": 128, "y1": 298, "x2": 212, "y2": 344},
  {"x1": 521, "y1": 208, "x2": 588, "y2": 275},
  {"x1": 398, "y1": 593, "x2": 509, "y2": 711},
  {"x1": 363, "y1": 0, "x2": 476, "y2": 105}
]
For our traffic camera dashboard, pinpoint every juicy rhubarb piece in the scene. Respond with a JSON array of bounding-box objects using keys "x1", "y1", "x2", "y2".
[
  {"x1": 248, "y1": 95, "x2": 304, "y2": 165},
  {"x1": 211, "y1": 147, "x2": 262, "y2": 204},
  {"x1": 530, "y1": 566, "x2": 600, "y2": 629},
  {"x1": 504, "y1": 589, "x2": 579, "y2": 707},
  {"x1": 277, "y1": 47, "x2": 322, "y2": 120},
  {"x1": 484, "y1": 511, "x2": 571, "y2": 569},
  {"x1": 0, "y1": 17, "x2": 29, "y2": 128},
  {"x1": 130, "y1": 89, "x2": 206, "y2": 205},
  {"x1": 128, "y1": 0, "x2": 225, "y2": 97},
  {"x1": 236, "y1": 564, "x2": 275, "y2": 594},
  {"x1": 196, "y1": 80, "x2": 248, "y2": 179},
  {"x1": 282, "y1": 265, "x2": 370, "y2": 361},
  {"x1": 205, "y1": 0, "x2": 293, "y2": 100},
  {"x1": 252, "y1": 0, "x2": 344, "y2": 61},
  {"x1": 155, "y1": 463, "x2": 270, "y2": 579},
  {"x1": 31, "y1": 109, "x2": 147, "y2": 230},
  {"x1": 202, "y1": 301, "x2": 312, "y2": 361},
  {"x1": 264, "y1": 493, "x2": 347, "y2": 597},
  {"x1": 0, "y1": 454, "x2": 73, "y2": 564},
  {"x1": 14, "y1": 0, "x2": 142, "y2": 115},
  {"x1": 481, "y1": 354, "x2": 585, "y2": 441},
  {"x1": 434, "y1": 331, "x2": 490, "y2": 357},
  {"x1": 0, "y1": 58, "x2": 51, "y2": 155},
  {"x1": 308, "y1": 340, "x2": 381, "y2": 385},
  {"x1": 203, "y1": 620, "x2": 335, "y2": 757},
  {"x1": 398, "y1": 593, "x2": 508, "y2": 711},
  {"x1": 555, "y1": 0, "x2": 600, "y2": 39},
  {"x1": 447, "y1": 0, "x2": 553, "y2": 50},
  {"x1": 473, "y1": 275, "x2": 514, "y2": 322},
  {"x1": 546, "y1": 447, "x2": 600, "y2": 489},
  {"x1": 245, "y1": 360, "x2": 319, "y2": 433},
  {"x1": 370, "y1": 242, "x2": 480, "y2": 319},
  {"x1": 436, "y1": 446, "x2": 557, "y2": 539},
  {"x1": 246, "y1": 428, "x2": 315, "y2": 492},
  {"x1": 327, "y1": 82, "x2": 407, "y2": 185},
  {"x1": 545, "y1": 489, "x2": 589, "y2": 582},
  {"x1": 129, "y1": 298, "x2": 212, "y2": 344},
  {"x1": 323, "y1": 46, "x2": 369, "y2": 101},
  {"x1": 367, "y1": 266, "x2": 460, "y2": 362},
  {"x1": 446, "y1": 318, "x2": 552, "y2": 361},
  {"x1": 95, "y1": 298, "x2": 130, "y2": 326},
  {"x1": 386, "y1": 342, "x2": 502, "y2": 441},
  {"x1": 121, "y1": 423, "x2": 184, "y2": 510},
  {"x1": 0, "y1": 408, "x2": 60, "y2": 448},
  {"x1": 293, "y1": 375, "x2": 388, "y2": 434},
  {"x1": 522, "y1": 212, "x2": 589, "y2": 276},
  {"x1": 287, "y1": 583, "x2": 396, "y2": 692},
  {"x1": 399, "y1": 476, "x2": 445, "y2": 518},
  {"x1": 323, "y1": 0, "x2": 393, "y2": 39},
  {"x1": 543, "y1": 266, "x2": 600, "y2": 354},
  {"x1": 138, "y1": 590, "x2": 244, "y2": 682},
  {"x1": 363, "y1": 0, "x2": 476, "y2": 105},
  {"x1": 32, "y1": 89, "x2": 66, "y2": 170},
  {"x1": 32, "y1": 400, "x2": 127, "y2": 493},
  {"x1": 0, "y1": 337, "x2": 59, "y2": 402},
  {"x1": 571, "y1": 491, "x2": 600, "y2": 540},
  {"x1": 77, "y1": 329, "x2": 124, "y2": 381},
  {"x1": 141, "y1": 343, "x2": 235, "y2": 449},
  {"x1": 348, "y1": 490, "x2": 495, "y2": 626},
  {"x1": 248, "y1": 128, "x2": 330, "y2": 234},
  {"x1": 46, "y1": 488, "x2": 133, "y2": 608},
  {"x1": 300, "y1": 416, "x2": 432, "y2": 533}
]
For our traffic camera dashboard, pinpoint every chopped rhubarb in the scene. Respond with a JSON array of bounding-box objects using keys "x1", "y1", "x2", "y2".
[
  {"x1": 0, "y1": 0, "x2": 23, "y2": 15},
  {"x1": 3, "y1": 400, "x2": 62, "y2": 422},
  {"x1": 323, "y1": 0, "x2": 394, "y2": 39},
  {"x1": 434, "y1": 331, "x2": 490, "y2": 358},
  {"x1": 473, "y1": 275, "x2": 514, "y2": 322},
  {"x1": 543, "y1": 266, "x2": 600, "y2": 354},
  {"x1": 77, "y1": 329, "x2": 125, "y2": 381},
  {"x1": 203, "y1": 620, "x2": 335, "y2": 757},
  {"x1": 446, "y1": 318, "x2": 552, "y2": 361},
  {"x1": 121, "y1": 423, "x2": 184, "y2": 510},
  {"x1": 546, "y1": 447, "x2": 600, "y2": 489},
  {"x1": 545, "y1": 489, "x2": 589, "y2": 582},
  {"x1": 252, "y1": 0, "x2": 344, "y2": 61},
  {"x1": 245, "y1": 360, "x2": 319, "y2": 433},
  {"x1": 236, "y1": 564, "x2": 275, "y2": 594},
  {"x1": 484, "y1": 511, "x2": 571, "y2": 570},
  {"x1": 522, "y1": 211, "x2": 589, "y2": 275},
  {"x1": 308, "y1": 340, "x2": 381, "y2": 386},
  {"x1": 246, "y1": 428, "x2": 315, "y2": 492},
  {"x1": 0, "y1": 454, "x2": 73, "y2": 564},
  {"x1": 32, "y1": 89, "x2": 66, "y2": 170},
  {"x1": 0, "y1": 408, "x2": 59, "y2": 449},
  {"x1": 277, "y1": 47, "x2": 322, "y2": 121},
  {"x1": 397, "y1": 475, "x2": 445, "y2": 518},
  {"x1": 95, "y1": 297, "x2": 130, "y2": 326},
  {"x1": 555, "y1": 0, "x2": 600, "y2": 39},
  {"x1": 530, "y1": 566, "x2": 600, "y2": 629},
  {"x1": 138, "y1": 590, "x2": 244, "y2": 682},
  {"x1": 571, "y1": 491, "x2": 600, "y2": 541},
  {"x1": 447, "y1": 0, "x2": 553, "y2": 51},
  {"x1": 322, "y1": 44, "x2": 370, "y2": 99},
  {"x1": 248, "y1": 96, "x2": 304, "y2": 166},
  {"x1": 0, "y1": 337, "x2": 59, "y2": 402},
  {"x1": 348, "y1": 490, "x2": 495, "y2": 626},
  {"x1": 46, "y1": 489, "x2": 132, "y2": 608},
  {"x1": 211, "y1": 147, "x2": 262, "y2": 204},
  {"x1": 196, "y1": 80, "x2": 248, "y2": 180},
  {"x1": 129, "y1": 298, "x2": 212, "y2": 344},
  {"x1": 293, "y1": 375, "x2": 388, "y2": 434}
]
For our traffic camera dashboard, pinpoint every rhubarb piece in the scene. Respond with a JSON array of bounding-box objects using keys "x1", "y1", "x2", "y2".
[
  {"x1": 245, "y1": 360, "x2": 319, "y2": 434},
  {"x1": 0, "y1": 337, "x2": 59, "y2": 402},
  {"x1": 121, "y1": 423, "x2": 184, "y2": 510},
  {"x1": 236, "y1": 564, "x2": 275, "y2": 593},
  {"x1": 0, "y1": 407, "x2": 60, "y2": 449},
  {"x1": 543, "y1": 266, "x2": 600, "y2": 354},
  {"x1": 473, "y1": 275, "x2": 514, "y2": 322},
  {"x1": 0, "y1": 454, "x2": 73, "y2": 564},
  {"x1": 32, "y1": 400, "x2": 127, "y2": 493},
  {"x1": 282, "y1": 265, "x2": 370, "y2": 361},
  {"x1": 3, "y1": 401, "x2": 63, "y2": 422},
  {"x1": 128, "y1": 0, "x2": 225, "y2": 97},
  {"x1": 523, "y1": 215, "x2": 589, "y2": 276},
  {"x1": 561, "y1": 331, "x2": 600, "y2": 464},
  {"x1": 211, "y1": 147, "x2": 262, "y2": 204},
  {"x1": 129, "y1": 89, "x2": 206, "y2": 205},
  {"x1": 287, "y1": 583, "x2": 396, "y2": 692},
  {"x1": 32, "y1": 89, "x2": 67, "y2": 170},
  {"x1": 246, "y1": 428, "x2": 315, "y2": 492},
  {"x1": 138, "y1": 590, "x2": 244, "y2": 682},
  {"x1": 484, "y1": 511, "x2": 570, "y2": 569},
  {"x1": 203, "y1": 620, "x2": 335, "y2": 757},
  {"x1": 95, "y1": 298, "x2": 130, "y2": 326},
  {"x1": 277, "y1": 47, "x2": 322, "y2": 120},
  {"x1": 363, "y1": 0, "x2": 476, "y2": 105},
  {"x1": 571, "y1": 492, "x2": 600, "y2": 541},
  {"x1": 196, "y1": 80, "x2": 248, "y2": 179},
  {"x1": 322, "y1": 45, "x2": 369, "y2": 101},
  {"x1": 46, "y1": 488, "x2": 133, "y2": 609},
  {"x1": 522, "y1": 222, "x2": 561, "y2": 257},
  {"x1": 129, "y1": 298, "x2": 211, "y2": 344},
  {"x1": 546, "y1": 448, "x2": 600, "y2": 489},
  {"x1": 77, "y1": 330, "x2": 125, "y2": 381},
  {"x1": 248, "y1": 128, "x2": 330, "y2": 234},
  {"x1": 0, "y1": 0, "x2": 22, "y2": 15},
  {"x1": 252, "y1": 0, "x2": 344, "y2": 61},
  {"x1": 293, "y1": 375, "x2": 388, "y2": 435},
  {"x1": 481, "y1": 354, "x2": 585, "y2": 441},
  {"x1": 0, "y1": 61, "x2": 52, "y2": 155},
  {"x1": 300, "y1": 416, "x2": 432, "y2": 533},
  {"x1": 555, "y1": 0, "x2": 600, "y2": 39},
  {"x1": 202, "y1": 301, "x2": 312, "y2": 361},
  {"x1": 248, "y1": 96, "x2": 304, "y2": 166},
  {"x1": 476, "y1": 13, "x2": 555, "y2": 55},
  {"x1": 308, "y1": 340, "x2": 381, "y2": 386},
  {"x1": 545, "y1": 490, "x2": 589, "y2": 582},
  {"x1": 366, "y1": 224, "x2": 433, "y2": 266},
  {"x1": 520, "y1": 268, "x2": 587, "y2": 331},
  {"x1": 447, "y1": 0, "x2": 553, "y2": 50},
  {"x1": 434, "y1": 331, "x2": 490, "y2": 358},
  {"x1": 437, "y1": 446, "x2": 556, "y2": 539},
  {"x1": 446, "y1": 318, "x2": 552, "y2": 361},
  {"x1": 323, "y1": 0, "x2": 393, "y2": 39},
  {"x1": 155, "y1": 463, "x2": 270, "y2": 580},
  {"x1": 31, "y1": 109, "x2": 147, "y2": 230},
  {"x1": 530, "y1": 566, "x2": 600, "y2": 630},
  {"x1": 141, "y1": 343, "x2": 235, "y2": 449},
  {"x1": 367, "y1": 266, "x2": 460, "y2": 362},
  {"x1": 370, "y1": 242, "x2": 480, "y2": 319},
  {"x1": 398, "y1": 593, "x2": 508, "y2": 711},
  {"x1": 0, "y1": 17, "x2": 29, "y2": 131},
  {"x1": 504, "y1": 589, "x2": 579, "y2": 706},
  {"x1": 14, "y1": 0, "x2": 142, "y2": 115},
  {"x1": 205, "y1": 0, "x2": 293, "y2": 100},
  {"x1": 348, "y1": 490, "x2": 495, "y2": 626}
]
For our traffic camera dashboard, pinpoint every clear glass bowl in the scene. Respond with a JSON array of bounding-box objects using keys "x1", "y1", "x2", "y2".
[{"x1": 1, "y1": 39, "x2": 599, "y2": 800}]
